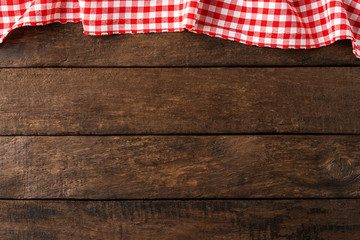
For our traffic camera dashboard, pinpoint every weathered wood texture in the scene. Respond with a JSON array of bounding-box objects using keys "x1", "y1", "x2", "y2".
[
  {"x1": 1, "y1": 23, "x2": 359, "y2": 67},
  {"x1": 1, "y1": 22, "x2": 359, "y2": 239},
  {"x1": 1, "y1": 136, "x2": 359, "y2": 199},
  {"x1": 1, "y1": 200, "x2": 359, "y2": 240},
  {"x1": 1, "y1": 68, "x2": 359, "y2": 135}
]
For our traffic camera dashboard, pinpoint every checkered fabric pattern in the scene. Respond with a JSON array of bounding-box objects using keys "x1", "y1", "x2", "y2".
[{"x1": 1, "y1": 0, "x2": 360, "y2": 57}]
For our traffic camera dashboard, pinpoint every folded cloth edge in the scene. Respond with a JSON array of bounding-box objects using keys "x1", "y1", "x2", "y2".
[{"x1": 0, "y1": 0, "x2": 359, "y2": 58}]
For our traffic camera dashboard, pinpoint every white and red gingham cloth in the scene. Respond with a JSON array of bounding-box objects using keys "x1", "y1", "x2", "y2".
[{"x1": 1, "y1": 0, "x2": 360, "y2": 57}]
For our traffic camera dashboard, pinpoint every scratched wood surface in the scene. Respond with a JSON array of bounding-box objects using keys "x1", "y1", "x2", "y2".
[
  {"x1": 0, "y1": 22, "x2": 359, "y2": 239},
  {"x1": 1, "y1": 68, "x2": 360, "y2": 135},
  {"x1": 0, "y1": 136, "x2": 359, "y2": 199},
  {"x1": 0, "y1": 200, "x2": 359, "y2": 240},
  {"x1": 0, "y1": 23, "x2": 358, "y2": 67}
]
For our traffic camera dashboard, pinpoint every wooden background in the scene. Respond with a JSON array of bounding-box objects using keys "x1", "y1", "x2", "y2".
[{"x1": 0, "y1": 23, "x2": 359, "y2": 239}]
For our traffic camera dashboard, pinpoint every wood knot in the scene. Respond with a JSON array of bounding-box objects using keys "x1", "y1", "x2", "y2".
[{"x1": 322, "y1": 154, "x2": 355, "y2": 182}]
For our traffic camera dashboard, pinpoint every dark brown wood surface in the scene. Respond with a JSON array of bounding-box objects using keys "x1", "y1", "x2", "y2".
[
  {"x1": 1, "y1": 67, "x2": 360, "y2": 135},
  {"x1": 1, "y1": 23, "x2": 359, "y2": 67},
  {"x1": 1, "y1": 200, "x2": 359, "y2": 240},
  {"x1": 0, "y1": 22, "x2": 359, "y2": 239},
  {"x1": 0, "y1": 136, "x2": 359, "y2": 199}
]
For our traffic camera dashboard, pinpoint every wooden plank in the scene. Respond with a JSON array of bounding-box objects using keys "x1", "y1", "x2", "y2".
[
  {"x1": 0, "y1": 200, "x2": 359, "y2": 239},
  {"x1": 1, "y1": 23, "x2": 359, "y2": 67},
  {"x1": 0, "y1": 68, "x2": 360, "y2": 135},
  {"x1": 1, "y1": 135, "x2": 359, "y2": 199}
]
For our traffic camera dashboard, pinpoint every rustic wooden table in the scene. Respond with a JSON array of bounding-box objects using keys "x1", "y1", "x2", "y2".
[{"x1": 0, "y1": 23, "x2": 359, "y2": 239}]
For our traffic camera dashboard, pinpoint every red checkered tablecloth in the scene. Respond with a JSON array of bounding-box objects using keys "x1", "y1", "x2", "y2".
[{"x1": 1, "y1": 0, "x2": 360, "y2": 58}]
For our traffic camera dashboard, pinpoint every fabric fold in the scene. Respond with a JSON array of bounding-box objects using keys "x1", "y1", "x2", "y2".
[
  {"x1": 1, "y1": 0, "x2": 360, "y2": 58},
  {"x1": 78, "y1": 0, "x2": 200, "y2": 34}
]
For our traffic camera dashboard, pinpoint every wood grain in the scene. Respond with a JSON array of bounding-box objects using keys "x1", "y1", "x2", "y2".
[
  {"x1": 1, "y1": 200, "x2": 359, "y2": 239},
  {"x1": 1, "y1": 23, "x2": 359, "y2": 67},
  {"x1": 1, "y1": 135, "x2": 359, "y2": 199},
  {"x1": 0, "y1": 20, "x2": 359, "y2": 240},
  {"x1": 1, "y1": 67, "x2": 360, "y2": 135}
]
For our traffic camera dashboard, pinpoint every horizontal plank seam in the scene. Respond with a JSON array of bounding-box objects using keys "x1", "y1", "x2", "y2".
[
  {"x1": 1, "y1": 133, "x2": 359, "y2": 136},
  {"x1": 0, "y1": 198, "x2": 358, "y2": 201},
  {"x1": 0, "y1": 65, "x2": 360, "y2": 69}
]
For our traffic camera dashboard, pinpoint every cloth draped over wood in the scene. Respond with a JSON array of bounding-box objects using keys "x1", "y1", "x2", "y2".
[{"x1": 1, "y1": 0, "x2": 360, "y2": 58}]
